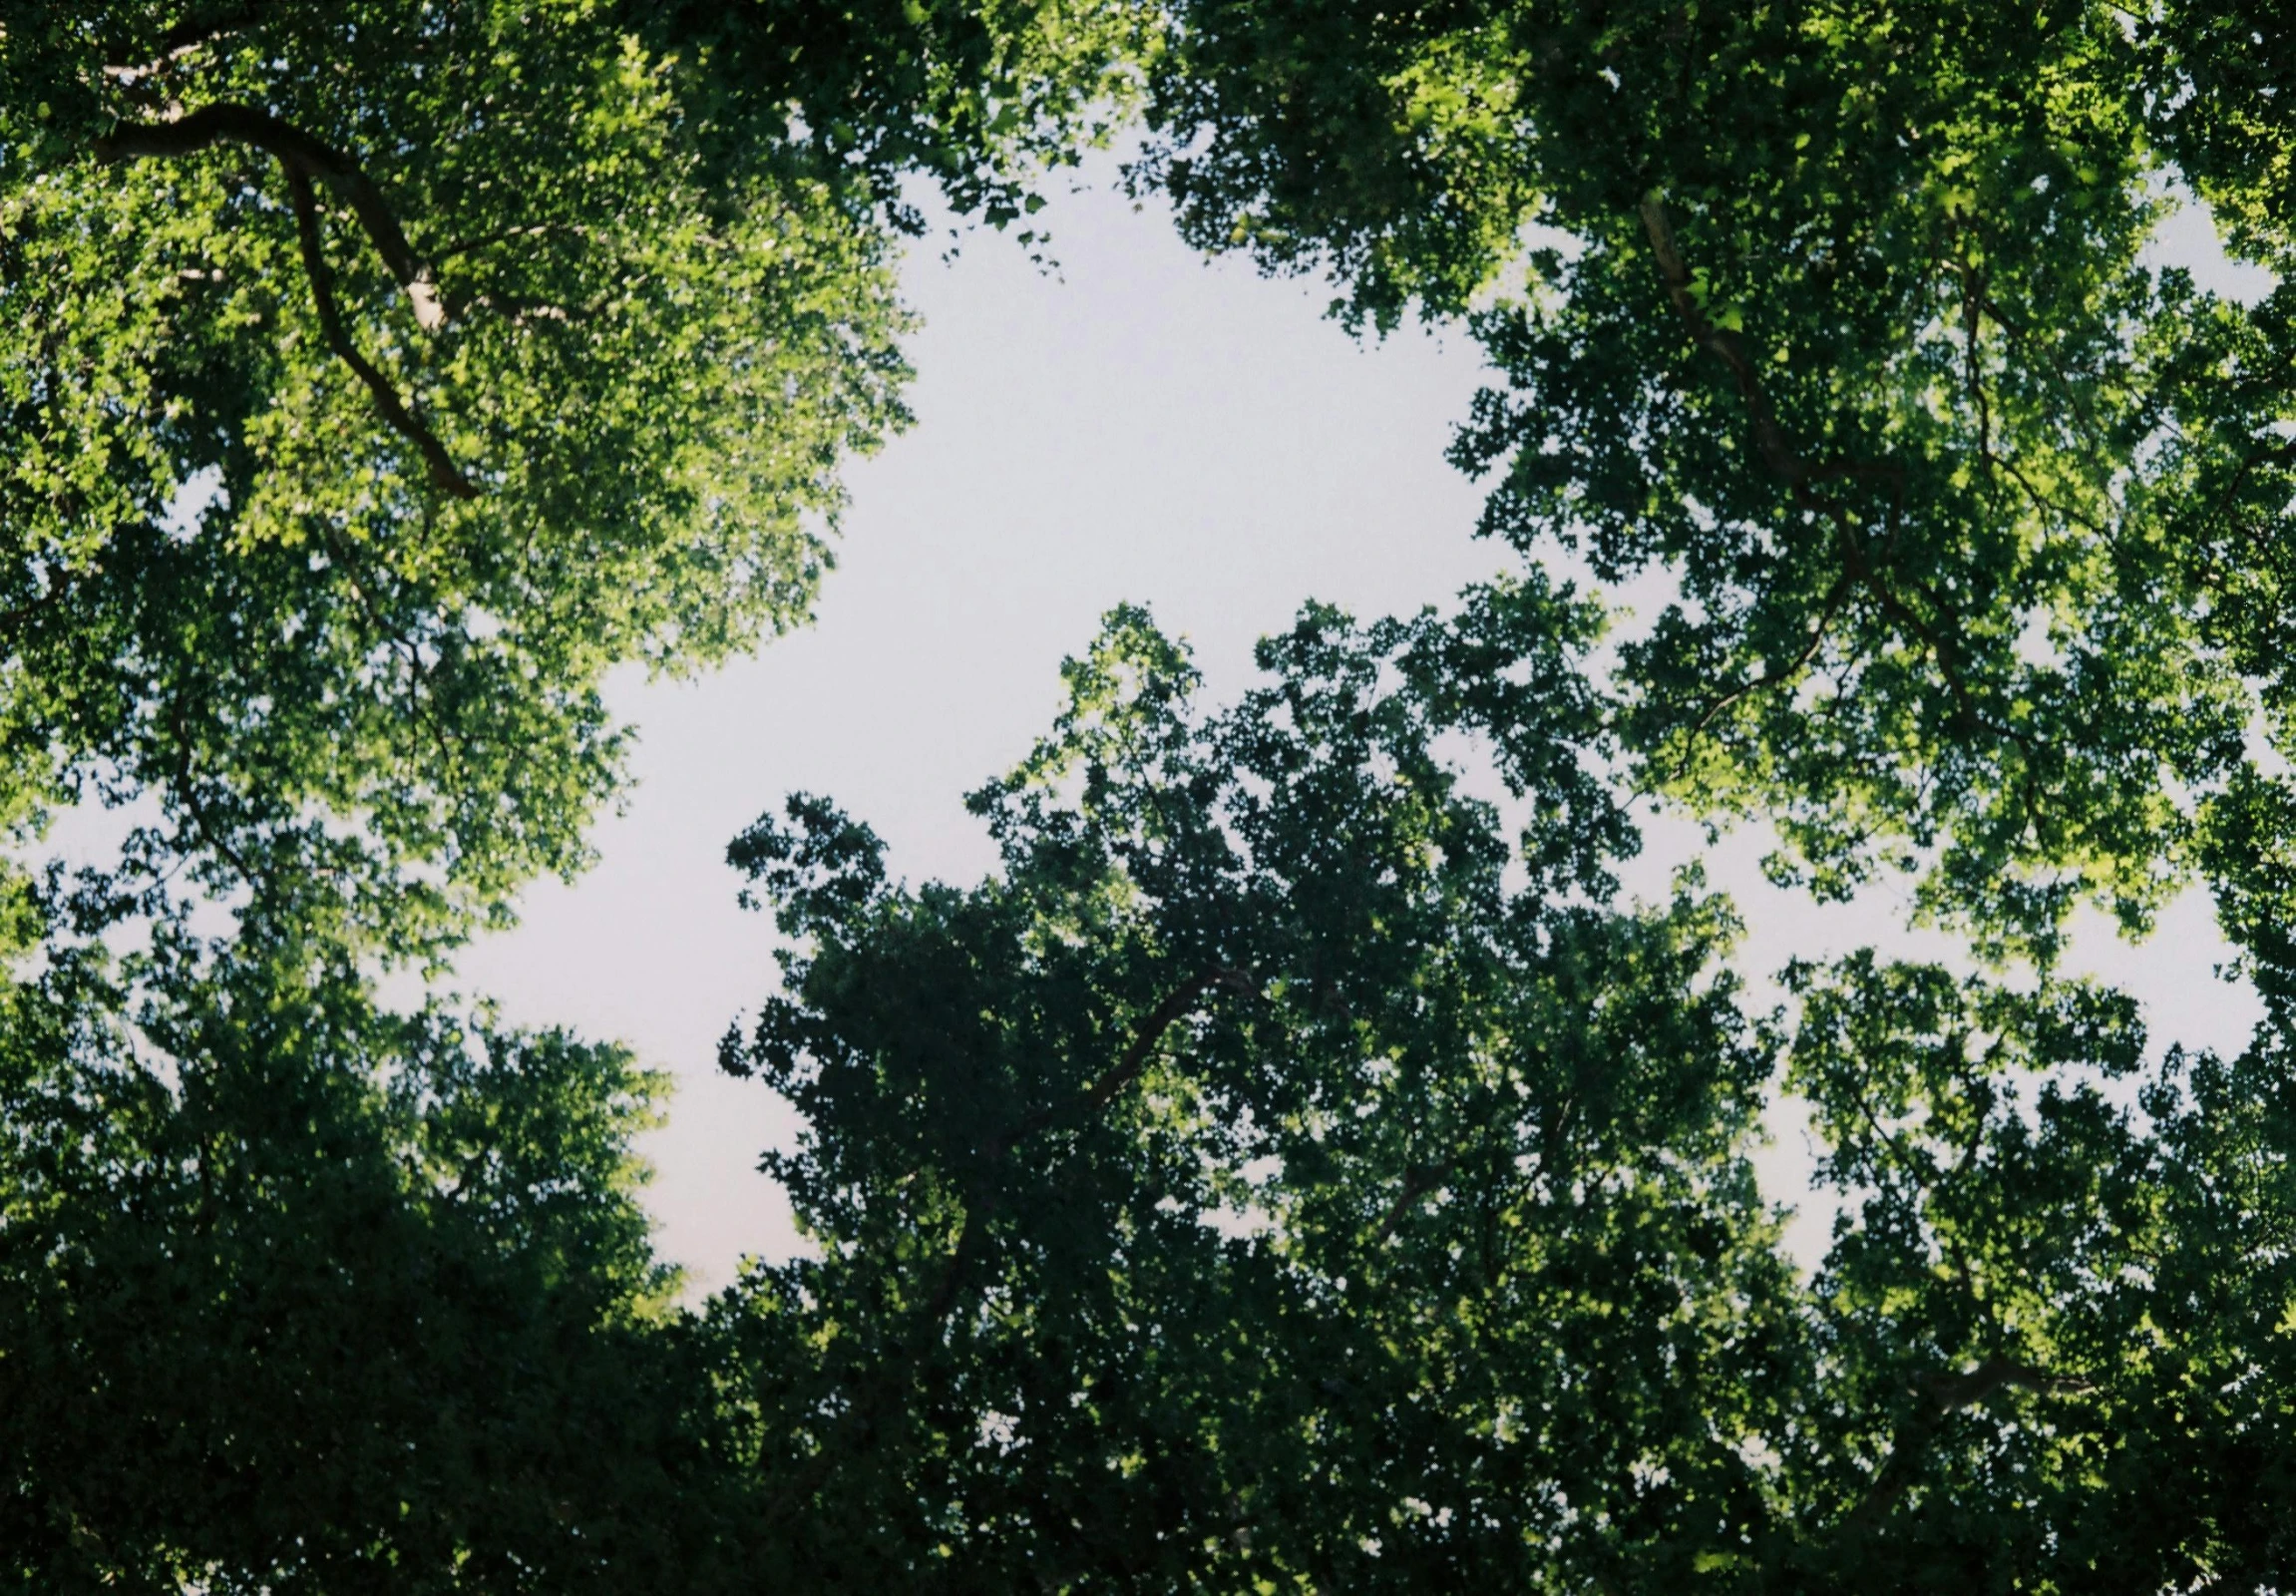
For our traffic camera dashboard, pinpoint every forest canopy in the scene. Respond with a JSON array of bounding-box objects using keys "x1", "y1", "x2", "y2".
[{"x1": 2, "y1": 1, "x2": 2292, "y2": 1591}]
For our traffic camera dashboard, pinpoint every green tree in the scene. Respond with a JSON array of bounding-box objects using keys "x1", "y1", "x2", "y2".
[
  {"x1": 0, "y1": 907, "x2": 717, "y2": 1591},
  {"x1": 1135, "y1": 0, "x2": 2295, "y2": 962},
  {"x1": 0, "y1": 7, "x2": 1147, "y2": 1585},
  {"x1": 0, "y1": 0, "x2": 1140, "y2": 953},
  {"x1": 712, "y1": 604, "x2": 2296, "y2": 1589},
  {"x1": 1770, "y1": 953, "x2": 2296, "y2": 1590},
  {"x1": 716, "y1": 594, "x2": 1796, "y2": 1590},
  {"x1": 10, "y1": 7, "x2": 2296, "y2": 1588}
]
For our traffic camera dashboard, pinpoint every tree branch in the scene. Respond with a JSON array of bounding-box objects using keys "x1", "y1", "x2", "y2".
[
  {"x1": 104, "y1": 5, "x2": 267, "y2": 84},
  {"x1": 96, "y1": 103, "x2": 446, "y2": 329},
  {"x1": 285, "y1": 168, "x2": 479, "y2": 499},
  {"x1": 1842, "y1": 1358, "x2": 2096, "y2": 1535},
  {"x1": 1683, "y1": 570, "x2": 1857, "y2": 741},
  {"x1": 1639, "y1": 196, "x2": 2034, "y2": 771},
  {"x1": 0, "y1": 578, "x2": 75, "y2": 644},
  {"x1": 1075, "y1": 968, "x2": 1252, "y2": 1118},
  {"x1": 93, "y1": 102, "x2": 479, "y2": 497},
  {"x1": 169, "y1": 697, "x2": 257, "y2": 884},
  {"x1": 926, "y1": 967, "x2": 1256, "y2": 1325},
  {"x1": 923, "y1": 1204, "x2": 984, "y2": 1323},
  {"x1": 1640, "y1": 194, "x2": 1811, "y2": 487},
  {"x1": 1918, "y1": 1357, "x2": 2094, "y2": 1412},
  {"x1": 1365, "y1": 1157, "x2": 1453, "y2": 1247},
  {"x1": 1640, "y1": 195, "x2": 1911, "y2": 515}
]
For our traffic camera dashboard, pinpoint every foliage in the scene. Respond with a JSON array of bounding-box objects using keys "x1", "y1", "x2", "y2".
[
  {"x1": 0, "y1": 904, "x2": 713, "y2": 1591},
  {"x1": 1759, "y1": 948, "x2": 2296, "y2": 1589},
  {"x1": 4, "y1": 4, "x2": 2295, "y2": 1589},
  {"x1": 0, "y1": 0, "x2": 1136, "y2": 954},
  {"x1": 715, "y1": 605, "x2": 2296, "y2": 1590},
  {"x1": 629, "y1": 0, "x2": 1154, "y2": 229},
  {"x1": 0, "y1": 3, "x2": 1151, "y2": 1584},
  {"x1": 717, "y1": 597, "x2": 1798, "y2": 1590},
  {"x1": 1138, "y1": 0, "x2": 2296, "y2": 961}
]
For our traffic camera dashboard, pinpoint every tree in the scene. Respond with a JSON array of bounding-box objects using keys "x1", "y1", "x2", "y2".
[
  {"x1": 717, "y1": 593, "x2": 1795, "y2": 1589},
  {"x1": 0, "y1": 0, "x2": 1141, "y2": 954},
  {"x1": 1135, "y1": 0, "x2": 2296, "y2": 963},
  {"x1": 0, "y1": 908, "x2": 715, "y2": 1592},
  {"x1": 10, "y1": 5, "x2": 2296, "y2": 1588},
  {"x1": 0, "y1": 6, "x2": 1149, "y2": 1585},
  {"x1": 712, "y1": 602, "x2": 2296, "y2": 1590}
]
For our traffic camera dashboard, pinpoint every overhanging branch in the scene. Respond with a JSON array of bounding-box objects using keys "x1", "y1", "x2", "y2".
[
  {"x1": 97, "y1": 103, "x2": 446, "y2": 327},
  {"x1": 1639, "y1": 194, "x2": 1810, "y2": 486},
  {"x1": 1074, "y1": 968, "x2": 1253, "y2": 1118},
  {"x1": 926, "y1": 966, "x2": 1257, "y2": 1325},
  {"x1": 104, "y1": 5, "x2": 267, "y2": 84},
  {"x1": 1842, "y1": 1357, "x2": 2097, "y2": 1535},
  {"x1": 286, "y1": 169, "x2": 479, "y2": 499},
  {"x1": 95, "y1": 103, "x2": 478, "y2": 497},
  {"x1": 1639, "y1": 196, "x2": 2058, "y2": 782}
]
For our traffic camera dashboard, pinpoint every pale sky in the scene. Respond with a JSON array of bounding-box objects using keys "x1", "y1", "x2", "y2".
[{"x1": 451, "y1": 162, "x2": 2270, "y2": 1291}]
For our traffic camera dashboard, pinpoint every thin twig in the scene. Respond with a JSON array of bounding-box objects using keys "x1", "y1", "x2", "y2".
[{"x1": 1685, "y1": 571, "x2": 1857, "y2": 740}]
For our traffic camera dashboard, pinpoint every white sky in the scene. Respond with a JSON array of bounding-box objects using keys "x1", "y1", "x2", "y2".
[{"x1": 452, "y1": 164, "x2": 2269, "y2": 1290}]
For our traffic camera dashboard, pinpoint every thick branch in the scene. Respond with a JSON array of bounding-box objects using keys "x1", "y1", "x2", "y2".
[
  {"x1": 104, "y1": 5, "x2": 266, "y2": 83},
  {"x1": 1919, "y1": 1357, "x2": 2094, "y2": 1412},
  {"x1": 1843, "y1": 1358, "x2": 2096, "y2": 1534},
  {"x1": 1640, "y1": 194, "x2": 1810, "y2": 486},
  {"x1": 285, "y1": 169, "x2": 479, "y2": 499},
  {"x1": 94, "y1": 102, "x2": 477, "y2": 496},
  {"x1": 1366, "y1": 1157, "x2": 1453, "y2": 1247},
  {"x1": 1076, "y1": 969, "x2": 1246, "y2": 1118},
  {"x1": 96, "y1": 102, "x2": 446, "y2": 330}
]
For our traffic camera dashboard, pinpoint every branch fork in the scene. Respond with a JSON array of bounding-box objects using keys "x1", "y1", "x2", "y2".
[{"x1": 96, "y1": 103, "x2": 478, "y2": 498}]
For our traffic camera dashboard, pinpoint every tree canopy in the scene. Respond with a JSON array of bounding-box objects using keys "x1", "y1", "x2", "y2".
[
  {"x1": 1, "y1": 921, "x2": 700, "y2": 1590},
  {"x1": 0, "y1": 0, "x2": 1137, "y2": 952},
  {"x1": 711, "y1": 601, "x2": 2296, "y2": 1590},
  {"x1": 4, "y1": 0, "x2": 2294, "y2": 1590},
  {"x1": 1140, "y1": 0, "x2": 2296, "y2": 962}
]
